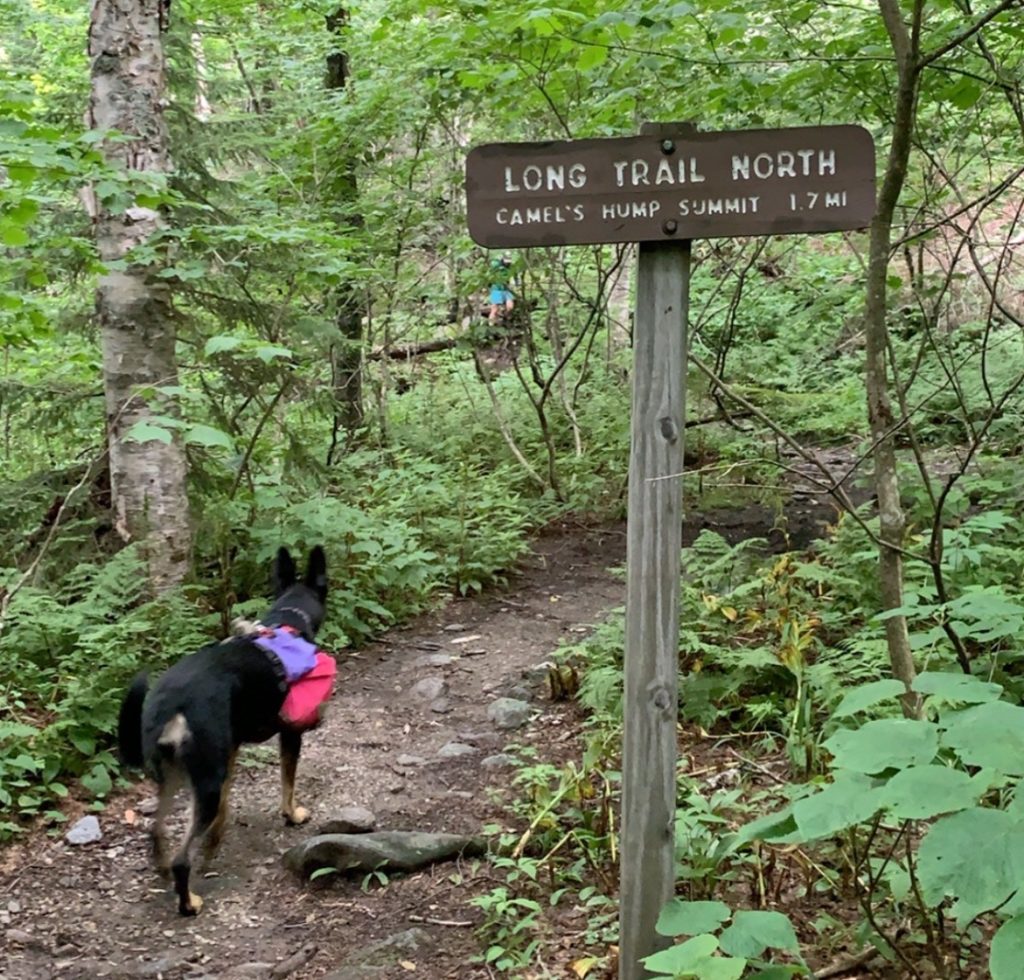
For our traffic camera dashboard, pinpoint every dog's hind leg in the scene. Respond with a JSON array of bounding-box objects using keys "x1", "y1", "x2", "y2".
[
  {"x1": 279, "y1": 728, "x2": 309, "y2": 825},
  {"x1": 202, "y1": 750, "x2": 237, "y2": 865},
  {"x1": 151, "y1": 771, "x2": 181, "y2": 874},
  {"x1": 171, "y1": 778, "x2": 222, "y2": 916}
]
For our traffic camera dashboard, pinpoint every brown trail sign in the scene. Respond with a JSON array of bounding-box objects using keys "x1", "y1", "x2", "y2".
[
  {"x1": 467, "y1": 124, "x2": 875, "y2": 248},
  {"x1": 464, "y1": 123, "x2": 875, "y2": 980}
]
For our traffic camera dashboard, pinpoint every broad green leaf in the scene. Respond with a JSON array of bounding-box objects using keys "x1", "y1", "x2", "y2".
[
  {"x1": 0, "y1": 223, "x2": 29, "y2": 247},
  {"x1": 81, "y1": 765, "x2": 113, "y2": 797},
  {"x1": 991, "y1": 915, "x2": 1024, "y2": 979},
  {"x1": 185, "y1": 425, "x2": 235, "y2": 451},
  {"x1": 255, "y1": 344, "x2": 294, "y2": 362},
  {"x1": 940, "y1": 701, "x2": 1024, "y2": 775},
  {"x1": 696, "y1": 958, "x2": 747, "y2": 980},
  {"x1": 736, "y1": 808, "x2": 799, "y2": 845},
  {"x1": 576, "y1": 45, "x2": 609, "y2": 71},
  {"x1": 833, "y1": 679, "x2": 905, "y2": 718},
  {"x1": 656, "y1": 899, "x2": 732, "y2": 937},
  {"x1": 792, "y1": 771, "x2": 883, "y2": 839},
  {"x1": 878, "y1": 765, "x2": 981, "y2": 820},
  {"x1": 70, "y1": 733, "x2": 96, "y2": 756},
  {"x1": 719, "y1": 910, "x2": 800, "y2": 958},
  {"x1": 824, "y1": 719, "x2": 938, "y2": 774},
  {"x1": 641, "y1": 934, "x2": 720, "y2": 975},
  {"x1": 7, "y1": 198, "x2": 39, "y2": 225},
  {"x1": 913, "y1": 671, "x2": 1003, "y2": 704},
  {"x1": 123, "y1": 420, "x2": 172, "y2": 445},
  {"x1": 204, "y1": 334, "x2": 242, "y2": 356},
  {"x1": 918, "y1": 808, "x2": 1024, "y2": 926}
]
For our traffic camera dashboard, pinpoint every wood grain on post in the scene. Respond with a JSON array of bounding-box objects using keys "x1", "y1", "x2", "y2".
[{"x1": 619, "y1": 239, "x2": 689, "y2": 979}]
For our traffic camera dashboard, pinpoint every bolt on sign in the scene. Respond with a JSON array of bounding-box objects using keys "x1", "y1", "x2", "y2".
[{"x1": 466, "y1": 124, "x2": 875, "y2": 248}]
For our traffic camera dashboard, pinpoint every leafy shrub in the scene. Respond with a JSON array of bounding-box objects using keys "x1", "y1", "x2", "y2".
[
  {"x1": 742, "y1": 671, "x2": 1024, "y2": 977},
  {"x1": 0, "y1": 547, "x2": 218, "y2": 833}
]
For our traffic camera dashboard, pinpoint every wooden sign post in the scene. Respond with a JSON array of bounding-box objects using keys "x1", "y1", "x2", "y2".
[{"x1": 466, "y1": 122, "x2": 874, "y2": 980}]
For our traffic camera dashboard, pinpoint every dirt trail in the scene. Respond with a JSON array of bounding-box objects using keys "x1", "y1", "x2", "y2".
[{"x1": 0, "y1": 521, "x2": 628, "y2": 980}]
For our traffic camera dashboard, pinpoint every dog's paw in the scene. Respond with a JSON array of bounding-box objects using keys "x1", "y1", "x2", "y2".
[
  {"x1": 283, "y1": 805, "x2": 310, "y2": 826},
  {"x1": 179, "y1": 892, "x2": 204, "y2": 916}
]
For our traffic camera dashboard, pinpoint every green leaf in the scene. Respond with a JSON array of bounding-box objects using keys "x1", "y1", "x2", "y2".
[
  {"x1": 7, "y1": 198, "x2": 39, "y2": 226},
  {"x1": 576, "y1": 45, "x2": 609, "y2": 71},
  {"x1": 913, "y1": 671, "x2": 1003, "y2": 704},
  {"x1": 70, "y1": 733, "x2": 96, "y2": 756},
  {"x1": 833, "y1": 679, "x2": 906, "y2": 718},
  {"x1": 0, "y1": 223, "x2": 30, "y2": 247},
  {"x1": 878, "y1": 765, "x2": 981, "y2": 820},
  {"x1": 694, "y1": 958, "x2": 747, "y2": 980},
  {"x1": 940, "y1": 701, "x2": 1024, "y2": 775},
  {"x1": 185, "y1": 424, "x2": 235, "y2": 451},
  {"x1": 736, "y1": 808, "x2": 799, "y2": 845},
  {"x1": 991, "y1": 915, "x2": 1024, "y2": 979},
  {"x1": 719, "y1": 910, "x2": 800, "y2": 958},
  {"x1": 309, "y1": 866, "x2": 339, "y2": 881},
  {"x1": 791, "y1": 771, "x2": 883, "y2": 839},
  {"x1": 204, "y1": 334, "x2": 242, "y2": 356},
  {"x1": 824, "y1": 719, "x2": 938, "y2": 774},
  {"x1": 641, "y1": 934, "x2": 722, "y2": 975},
  {"x1": 656, "y1": 899, "x2": 732, "y2": 937},
  {"x1": 123, "y1": 420, "x2": 172, "y2": 445},
  {"x1": 81, "y1": 765, "x2": 113, "y2": 797},
  {"x1": 255, "y1": 344, "x2": 294, "y2": 363},
  {"x1": 917, "y1": 808, "x2": 1024, "y2": 926}
]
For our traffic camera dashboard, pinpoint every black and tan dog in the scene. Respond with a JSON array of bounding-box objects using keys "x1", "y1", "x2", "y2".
[{"x1": 118, "y1": 546, "x2": 329, "y2": 916}]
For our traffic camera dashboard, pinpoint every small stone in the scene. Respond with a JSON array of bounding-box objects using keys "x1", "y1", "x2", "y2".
[
  {"x1": 443, "y1": 623, "x2": 468, "y2": 632},
  {"x1": 437, "y1": 742, "x2": 477, "y2": 759},
  {"x1": 224, "y1": 965, "x2": 273, "y2": 978},
  {"x1": 482, "y1": 754, "x2": 517, "y2": 769},
  {"x1": 6, "y1": 928, "x2": 32, "y2": 945},
  {"x1": 396, "y1": 754, "x2": 427, "y2": 767},
  {"x1": 66, "y1": 815, "x2": 102, "y2": 845},
  {"x1": 132, "y1": 950, "x2": 191, "y2": 977},
  {"x1": 487, "y1": 697, "x2": 532, "y2": 731},
  {"x1": 319, "y1": 807, "x2": 377, "y2": 835},
  {"x1": 507, "y1": 684, "x2": 532, "y2": 702},
  {"x1": 411, "y1": 653, "x2": 452, "y2": 668},
  {"x1": 7, "y1": 899, "x2": 21, "y2": 913},
  {"x1": 522, "y1": 662, "x2": 554, "y2": 683},
  {"x1": 429, "y1": 698, "x2": 452, "y2": 714},
  {"x1": 137, "y1": 797, "x2": 159, "y2": 815},
  {"x1": 410, "y1": 676, "x2": 447, "y2": 701}
]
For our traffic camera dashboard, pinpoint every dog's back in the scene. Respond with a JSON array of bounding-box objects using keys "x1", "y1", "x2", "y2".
[{"x1": 140, "y1": 641, "x2": 286, "y2": 776}]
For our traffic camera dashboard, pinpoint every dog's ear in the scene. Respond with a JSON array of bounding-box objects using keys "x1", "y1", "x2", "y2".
[
  {"x1": 272, "y1": 547, "x2": 297, "y2": 596},
  {"x1": 305, "y1": 545, "x2": 328, "y2": 603}
]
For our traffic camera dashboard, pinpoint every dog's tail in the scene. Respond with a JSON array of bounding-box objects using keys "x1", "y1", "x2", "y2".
[{"x1": 117, "y1": 671, "x2": 149, "y2": 768}]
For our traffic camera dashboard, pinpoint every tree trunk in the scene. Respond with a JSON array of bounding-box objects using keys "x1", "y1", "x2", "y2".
[
  {"x1": 88, "y1": 0, "x2": 192, "y2": 593},
  {"x1": 867, "y1": 0, "x2": 924, "y2": 716},
  {"x1": 325, "y1": 7, "x2": 365, "y2": 457}
]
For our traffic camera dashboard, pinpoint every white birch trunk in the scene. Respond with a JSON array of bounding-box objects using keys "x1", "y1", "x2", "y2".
[{"x1": 88, "y1": 0, "x2": 192, "y2": 592}]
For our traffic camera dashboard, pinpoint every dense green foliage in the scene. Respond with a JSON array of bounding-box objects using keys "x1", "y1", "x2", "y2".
[{"x1": 2, "y1": 0, "x2": 1024, "y2": 974}]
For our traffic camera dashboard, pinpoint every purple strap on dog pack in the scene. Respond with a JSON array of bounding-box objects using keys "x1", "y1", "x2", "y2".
[{"x1": 253, "y1": 629, "x2": 318, "y2": 683}]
